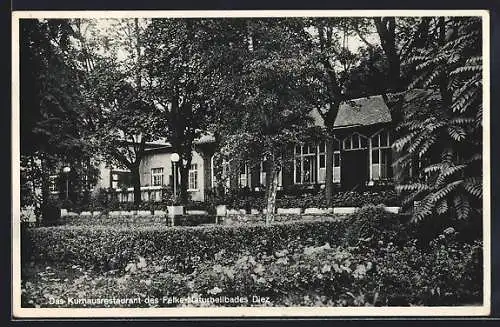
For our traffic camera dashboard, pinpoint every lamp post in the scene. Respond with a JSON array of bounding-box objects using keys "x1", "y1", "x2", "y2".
[
  {"x1": 171, "y1": 153, "x2": 180, "y2": 199},
  {"x1": 62, "y1": 166, "x2": 71, "y2": 200}
]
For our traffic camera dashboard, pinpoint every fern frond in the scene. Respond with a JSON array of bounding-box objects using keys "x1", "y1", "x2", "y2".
[
  {"x1": 463, "y1": 177, "x2": 482, "y2": 198},
  {"x1": 453, "y1": 193, "x2": 471, "y2": 220},
  {"x1": 447, "y1": 125, "x2": 467, "y2": 141},
  {"x1": 436, "y1": 198, "x2": 449, "y2": 215}
]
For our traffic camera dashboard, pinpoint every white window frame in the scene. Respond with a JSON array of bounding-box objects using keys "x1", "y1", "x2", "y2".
[
  {"x1": 49, "y1": 175, "x2": 58, "y2": 193},
  {"x1": 151, "y1": 167, "x2": 164, "y2": 186},
  {"x1": 342, "y1": 132, "x2": 368, "y2": 151},
  {"x1": 188, "y1": 164, "x2": 198, "y2": 191},
  {"x1": 111, "y1": 172, "x2": 119, "y2": 189},
  {"x1": 294, "y1": 143, "x2": 317, "y2": 184},
  {"x1": 238, "y1": 163, "x2": 250, "y2": 188},
  {"x1": 369, "y1": 129, "x2": 391, "y2": 181},
  {"x1": 317, "y1": 139, "x2": 341, "y2": 183}
]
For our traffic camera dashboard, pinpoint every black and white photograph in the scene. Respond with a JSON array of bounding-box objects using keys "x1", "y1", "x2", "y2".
[{"x1": 12, "y1": 10, "x2": 490, "y2": 317}]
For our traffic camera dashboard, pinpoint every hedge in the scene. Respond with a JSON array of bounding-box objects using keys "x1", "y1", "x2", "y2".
[
  {"x1": 22, "y1": 217, "x2": 348, "y2": 273},
  {"x1": 55, "y1": 189, "x2": 400, "y2": 214},
  {"x1": 21, "y1": 207, "x2": 482, "y2": 307}
]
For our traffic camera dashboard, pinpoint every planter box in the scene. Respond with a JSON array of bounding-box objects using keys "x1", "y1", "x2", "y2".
[
  {"x1": 92, "y1": 211, "x2": 101, "y2": 217},
  {"x1": 333, "y1": 207, "x2": 358, "y2": 214},
  {"x1": 304, "y1": 207, "x2": 333, "y2": 215},
  {"x1": 186, "y1": 210, "x2": 208, "y2": 216},
  {"x1": 121, "y1": 211, "x2": 133, "y2": 216},
  {"x1": 216, "y1": 205, "x2": 227, "y2": 217},
  {"x1": 109, "y1": 211, "x2": 122, "y2": 217},
  {"x1": 167, "y1": 205, "x2": 184, "y2": 218},
  {"x1": 277, "y1": 208, "x2": 302, "y2": 215},
  {"x1": 137, "y1": 210, "x2": 151, "y2": 217},
  {"x1": 384, "y1": 206, "x2": 401, "y2": 214},
  {"x1": 80, "y1": 211, "x2": 92, "y2": 217},
  {"x1": 60, "y1": 209, "x2": 68, "y2": 216}
]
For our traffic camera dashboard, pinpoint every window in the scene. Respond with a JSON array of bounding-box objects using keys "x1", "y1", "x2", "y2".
[
  {"x1": 317, "y1": 140, "x2": 341, "y2": 183},
  {"x1": 49, "y1": 175, "x2": 58, "y2": 193},
  {"x1": 318, "y1": 141, "x2": 326, "y2": 168},
  {"x1": 189, "y1": 164, "x2": 198, "y2": 190},
  {"x1": 239, "y1": 163, "x2": 250, "y2": 188},
  {"x1": 111, "y1": 173, "x2": 119, "y2": 189},
  {"x1": 294, "y1": 142, "x2": 317, "y2": 184},
  {"x1": 371, "y1": 130, "x2": 392, "y2": 180},
  {"x1": 343, "y1": 133, "x2": 368, "y2": 150},
  {"x1": 260, "y1": 161, "x2": 267, "y2": 186},
  {"x1": 151, "y1": 168, "x2": 164, "y2": 186}
]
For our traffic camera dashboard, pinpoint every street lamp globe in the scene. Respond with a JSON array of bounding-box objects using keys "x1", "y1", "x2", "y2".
[
  {"x1": 63, "y1": 166, "x2": 71, "y2": 173},
  {"x1": 171, "y1": 153, "x2": 180, "y2": 162}
]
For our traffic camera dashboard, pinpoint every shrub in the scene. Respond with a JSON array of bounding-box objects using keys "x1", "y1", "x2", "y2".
[
  {"x1": 342, "y1": 205, "x2": 412, "y2": 248},
  {"x1": 206, "y1": 189, "x2": 400, "y2": 210},
  {"x1": 173, "y1": 215, "x2": 215, "y2": 226},
  {"x1": 23, "y1": 218, "x2": 347, "y2": 273}
]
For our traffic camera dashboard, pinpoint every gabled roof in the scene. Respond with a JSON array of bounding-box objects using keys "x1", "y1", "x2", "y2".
[
  {"x1": 143, "y1": 133, "x2": 216, "y2": 152},
  {"x1": 309, "y1": 95, "x2": 393, "y2": 129}
]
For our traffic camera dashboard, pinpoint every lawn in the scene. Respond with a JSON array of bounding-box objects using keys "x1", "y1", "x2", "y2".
[{"x1": 20, "y1": 206, "x2": 483, "y2": 308}]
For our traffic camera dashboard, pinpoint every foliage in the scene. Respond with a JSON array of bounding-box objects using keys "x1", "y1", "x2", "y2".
[
  {"x1": 21, "y1": 220, "x2": 482, "y2": 307},
  {"x1": 19, "y1": 19, "x2": 99, "y2": 219},
  {"x1": 342, "y1": 205, "x2": 412, "y2": 248},
  {"x1": 79, "y1": 19, "x2": 164, "y2": 207},
  {"x1": 22, "y1": 218, "x2": 347, "y2": 272},
  {"x1": 206, "y1": 188, "x2": 400, "y2": 210},
  {"x1": 394, "y1": 17, "x2": 482, "y2": 225},
  {"x1": 215, "y1": 18, "x2": 325, "y2": 223}
]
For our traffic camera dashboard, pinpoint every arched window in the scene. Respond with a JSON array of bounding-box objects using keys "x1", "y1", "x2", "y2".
[
  {"x1": 370, "y1": 130, "x2": 392, "y2": 180},
  {"x1": 342, "y1": 133, "x2": 368, "y2": 150}
]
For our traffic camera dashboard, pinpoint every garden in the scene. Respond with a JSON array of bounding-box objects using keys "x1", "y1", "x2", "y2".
[{"x1": 20, "y1": 206, "x2": 483, "y2": 308}]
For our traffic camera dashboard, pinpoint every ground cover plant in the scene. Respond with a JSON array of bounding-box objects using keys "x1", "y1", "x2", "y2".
[{"x1": 21, "y1": 206, "x2": 482, "y2": 308}]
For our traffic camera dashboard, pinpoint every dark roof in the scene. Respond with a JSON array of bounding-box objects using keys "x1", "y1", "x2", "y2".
[{"x1": 309, "y1": 95, "x2": 393, "y2": 129}]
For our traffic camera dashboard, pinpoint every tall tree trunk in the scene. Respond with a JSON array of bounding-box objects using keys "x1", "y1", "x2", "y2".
[
  {"x1": 179, "y1": 161, "x2": 190, "y2": 205},
  {"x1": 265, "y1": 155, "x2": 278, "y2": 225},
  {"x1": 132, "y1": 165, "x2": 141, "y2": 208},
  {"x1": 374, "y1": 17, "x2": 402, "y2": 92}
]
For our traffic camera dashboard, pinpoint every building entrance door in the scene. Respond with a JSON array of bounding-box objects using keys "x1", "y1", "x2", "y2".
[{"x1": 341, "y1": 149, "x2": 369, "y2": 190}]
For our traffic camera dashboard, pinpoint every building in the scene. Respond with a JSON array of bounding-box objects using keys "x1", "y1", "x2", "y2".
[{"x1": 92, "y1": 94, "x2": 396, "y2": 203}]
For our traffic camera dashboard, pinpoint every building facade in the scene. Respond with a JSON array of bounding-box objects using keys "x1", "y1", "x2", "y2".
[{"x1": 93, "y1": 95, "x2": 396, "y2": 203}]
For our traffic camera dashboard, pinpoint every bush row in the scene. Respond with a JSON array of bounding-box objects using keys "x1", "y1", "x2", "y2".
[
  {"x1": 53, "y1": 188, "x2": 400, "y2": 214},
  {"x1": 209, "y1": 189, "x2": 400, "y2": 210},
  {"x1": 21, "y1": 229, "x2": 482, "y2": 307},
  {"x1": 22, "y1": 217, "x2": 348, "y2": 273}
]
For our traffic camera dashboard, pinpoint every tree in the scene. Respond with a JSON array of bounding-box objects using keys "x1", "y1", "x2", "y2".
[
  {"x1": 217, "y1": 18, "x2": 317, "y2": 224},
  {"x1": 78, "y1": 18, "x2": 161, "y2": 207},
  {"x1": 305, "y1": 18, "x2": 363, "y2": 205},
  {"x1": 143, "y1": 18, "x2": 246, "y2": 204},
  {"x1": 20, "y1": 19, "x2": 95, "y2": 221},
  {"x1": 393, "y1": 17, "x2": 482, "y2": 232}
]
